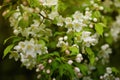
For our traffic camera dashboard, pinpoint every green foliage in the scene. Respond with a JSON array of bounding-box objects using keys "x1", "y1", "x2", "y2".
[
  {"x1": 4, "y1": 36, "x2": 23, "y2": 44},
  {"x1": 86, "y1": 47, "x2": 95, "y2": 65},
  {"x1": 112, "y1": 67, "x2": 120, "y2": 75},
  {"x1": 95, "y1": 23, "x2": 105, "y2": 36},
  {"x1": 69, "y1": 46, "x2": 79, "y2": 55},
  {"x1": 3, "y1": 44, "x2": 14, "y2": 58},
  {"x1": 27, "y1": 0, "x2": 40, "y2": 7}
]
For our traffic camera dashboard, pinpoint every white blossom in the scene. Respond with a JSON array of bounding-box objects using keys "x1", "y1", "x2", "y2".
[{"x1": 106, "y1": 67, "x2": 112, "y2": 74}]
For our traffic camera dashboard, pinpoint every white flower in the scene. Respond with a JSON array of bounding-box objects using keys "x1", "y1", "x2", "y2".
[
  {"x1": 21, "y1": 28, "x2": 30, "y2": 37},
  {"x1": 59, "y1": 37, "x2": 63, "y2": 41},
  {"x1": 101, "y1": 44, "x2": 112, "y2": 54},
  {"x1": 57, "y1": 16, "x2": 64, "y2": 27},
  {"x1": 34, "y1": 44, "x2": 42, "y2": 55},
  {"x1": 72, "y1": 20, "x2": 83, "y2": 32},
  {"x1": 84, "y1": 11, "x2": 92, "y2": 20},
  {"x1": 14, "y1": 41, "x2": 25, "y2": 52},
  {"x1": 20, "y1": 53, "x2": 36, "y2": 69},
  {"x1": 31, "y1": 20, "x2": 40, "y2": 27},
  {"x1": 42, "y1": 0, "x2": 58, "y2": 6},
  {"x1": 101, "y1": 44, "x2": 109, "y2": 50},
  {"x1": 13, "y1": 12, "x2": 21, "y2": 19},
  {"x1": 106, "y1": 67, "x2": 112, "y2": 74},
  {"x1": 48, "y1": 10, "x2": 59, "y2": 20},
  {"x1": 75, "y1": 53, "x2": 83, "y2": 63},
  {"x1": 81, "y1": 31, "x2": 98, "y2": 47},
  {"x1": 9, "y1": 51, "x2": 20, "y2": 61},
  {"x1": 73, "y1": 11, "x2": 84, "y2": 20},
  {"x1": 65, "y1": 17, "x2": 73, "y2": 25}
]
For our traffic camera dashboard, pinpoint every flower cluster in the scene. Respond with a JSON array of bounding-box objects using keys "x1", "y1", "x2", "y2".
[
  {"x1": 1, "y1": 0, "x2": 120, "y2": 80},
  {"x1": 100, "y1": 67, "x2": 120, "y2": 80},
  {"x1": 111, "y1": 15, "x2": 120, "y2": 41},
  {"x1": 11, "y1": 39, "x2": 47, "y2": 69},
  {"x1": 97, "y1": 44, "x2": 112, "y2": 64}
]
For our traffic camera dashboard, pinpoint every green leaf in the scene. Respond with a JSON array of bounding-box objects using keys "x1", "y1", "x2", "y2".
[
  {"x1": 95, "y1": 23, "x2": 105, "y2": 35},
  {"x1": 64, "y1": 64, "x2": 75, "y2": 78},
  {"x1": 4, "y1": 36, "x2": 16, "y2": 44},
  {"x1": 86, "y1": 47, "x2": 95, "y2": 65},
  {"x1": 50, "y1": 51, "x2": 60, "y2": 57},
  {"x1": 54, "y1": 32, "x2": 66, "y2": 36},
  {"x1": 4, "y1": 36, "x2": 23, "y2": 44},
  {"x1": 79, "y1": 64, "x2": 88, "y2": 75},
  {"x1": 92, "y1": 11, "x2": 101, "y2": 18},
  {"x1": 69, "y1": 46, "x2": 79, "y2": 55},
  {"x1": 27, "y1": 0, "x2": 40, "y2": 7},
  {"x1": 4, "y1": 10, "x2": 16, "y2": 19},
  {"x1": 58, "y1": 1, "x2": 68, "y2": 14},
  {"x1": 38, "y1": 40, "x2": 46, "y2": 46},
  {"x1": 51, "y1": 60, "x2": 59, "y2": 71},
  {"x1": 112, "y1": 67, "x2": 120, "y2": 74},
  {"x1": 3, "y1": 44, "x2": 14, "y2": 58},
  {"x1": 59, "y1": 64, "x2": 64, "y2": 76}
]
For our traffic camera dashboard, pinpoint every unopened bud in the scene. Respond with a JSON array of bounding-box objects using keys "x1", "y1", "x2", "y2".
[
  {"x1": 68, "y1": 60, "x2": 73, "y2": 65},
  {"x1": 46, "y1": 69, "x2": 50, "y2": 74},
  {"x1": 48, "y1": 59, "x2": 52, "y2": 63},
  {"x1": 65, "y1": 50, "x2": 70, "y2": 55},
  {"x1": 93, "y1": 18, "x2": 97, "y2": 22},
  {"x1": 74, "y1": 67, "x2": 80, "y2": 73}
]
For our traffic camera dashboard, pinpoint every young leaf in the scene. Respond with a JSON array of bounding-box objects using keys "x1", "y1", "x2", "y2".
[
  {"x1": 69, "y1": 46, "x2": 79, "y2": 55},
  {"x1": 95, "y1": 23, "x2": 105, "y2": 35},
  {"x1": 3, "y1": 44, "x2": 14, "y2": 58},
  {"x1": 92, "y1": 11, "x2": 101, "y2": 18}
]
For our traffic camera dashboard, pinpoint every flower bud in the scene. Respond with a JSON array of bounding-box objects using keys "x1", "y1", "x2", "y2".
[
  {"x1": 48, "y1": 59, "x2": 52, "y2": 63},
  {"x1": 37, "y1": 74, "x2": 41, "y2": 79},
  {"x1": 68, "y1": 60, "x2": 73, "y2": 65},
  {"x1": 75, "y1": 57, "x2": 82, "y2": 63},
  {"x1": 74, "y1": 67, "x2": 80, "y2": 73},
  {"x1": 65, "y1": 50, "x2": 70, "y2": 55},
  {"x1": 93, "y1": 18, "x2": 97, "y2": 22},
  {"x1": 64, "y1": 36, "x2": 68, "y2": 40},
  {"x1": 46, "y1": 69, "x2": 50, "y2": 74}
]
